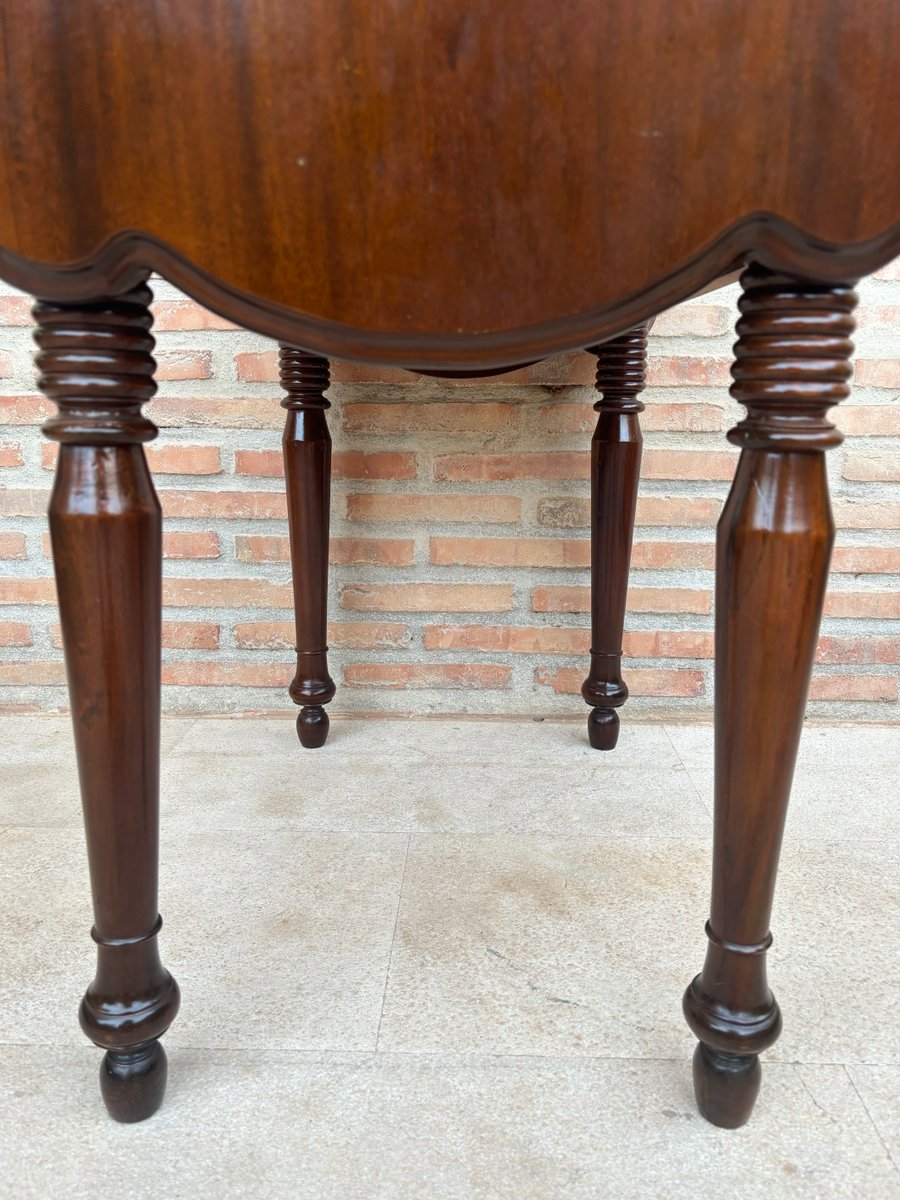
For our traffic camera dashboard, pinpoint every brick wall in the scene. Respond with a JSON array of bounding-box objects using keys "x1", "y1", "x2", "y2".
[{"x1": 1, "y1": 264, "x2": 898, "y2": 720}]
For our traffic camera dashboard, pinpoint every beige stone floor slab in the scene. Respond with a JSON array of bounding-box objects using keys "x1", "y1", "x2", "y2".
[
  {"x1": 172, "y1": 714, "x2": 684, "y2": 769},
  {"x1": 0, "y1": 1047, "x2": 896, "y2": 1200},
  {"x1": 159, "y1": 750, "x2": 708, "y2": 836},
  {"x1": 847, "y1": 1066, "x2": 900, "y2": 1174},
  {"x1": 0, "y1": 825, "x2": 408, "y2": 1051},
  {"x1": 1, "y1": 715, "x2": 898, "y2": 1199},
  {"x1": 378, "y1": 833, "x2": 900, "y2": 1066}
]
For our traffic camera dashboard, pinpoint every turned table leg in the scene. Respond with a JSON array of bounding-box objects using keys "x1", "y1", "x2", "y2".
[
  {"x1": 280, "y1": 346, "x2": 336, "y2": 748},
  {"x1": 36, "y1": 285, "x2": 180, "y2": 1122},
  {"x1": 683, "y1": 265, "x2": 857, "y2": 1127},
  {"x1": 581, "y1": 324, "x2": 649, "y2": 749}
]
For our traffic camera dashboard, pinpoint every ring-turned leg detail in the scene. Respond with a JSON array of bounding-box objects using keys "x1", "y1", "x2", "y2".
[
  {"x1": 683, "y1": 266, "x2": 857, "y2": 1128},
  {"x1": 581, "y1": 324, "x2": 649, "y2": 749},
  {"x1": 280, "y1": 346, "x2": 336, "y2": 748},
  {"x1": 37, "y1": 286, "x2": 180, "y2": 1122}
]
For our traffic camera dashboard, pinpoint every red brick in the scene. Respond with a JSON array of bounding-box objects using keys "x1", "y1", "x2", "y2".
[
  {"x1": 236, "y1": 534, "x2": 414, "y2": 566},
  {"x1": 836, "y1": 406, "x2": 900, "y2": 436},
  {"x1": 147, "y1": 444, "x2": 221, "y2": 475},
  {"x1": 158, "y1": 490, "x2": 287, "y2": 520},
  {"x1": 0, "y1": 622, "x2": 32, "y2": 647},
  {"x1": 643, "y1": 449, "x2": 736, "y2": 481},
  {"x1": 830, "y1": 546, "x2": 900, "y2": 574},
  {"x1": 532, "y1": 585, "x2": 711, "y2": 615},
  {"x1": 235, "y1": 351, "x2": 419, "y2": 385},
  {"x1": 340, "y1": 583, "x2": 514, "y2": 613},
  {"x1": 537, "y1": 402, "x2": 724, "y2": 435},
  {"x1": 434, "y1": 452, "x2": 588, "y2": 482},
  {"x1": 155, "y1": 349, "x2": 213, "y2": 381},
  {"x1": 652, "y1": 305, "x2": 733, "y2": 337},
  {"x1": 147, "y1": 395, "x2": 282, "y2": 430},
  {"x1": 347, "y1": 493, "x2": 520, "y2": 524},
  {"x1": 341, "y1": 401, "x2": 518, "y2": 434},
  {"x1": 234, "y1": 351, "x2": 278, "y2": 383},
  {"x1": 824, "y1": 592, "x2": 900, "y2": 619},
  {"x1": 234, "y1": 448, "x2": 417, "y2": 480},
  {"x1": 833, "y1": 500, "x2": 900, "y2": 530},
  {"x1": 431, "y1": 536, "x2": 589, "y2": 569},
  {"x1": 808, "y1": 675, "x2": 897, "y2": 701},
  {"x1": 49, "y1": 620, "x2": 221, "y2": 651},
  {"x1": 162, "y1": 531, "x2": 221, "y2": 559},
  {"x1": 0, "y1": 440, "x2": 23, "y2": 467},
  {"x1": 0, "y1": 295, "x2": 32, "y2": 325},
  {"x1": 151, "y1": 300, "x2": 238, "y2": 331},
  {"x1": 647, "y1": 357, "x2": 732, "y2": 387},
  {"x1": 0, "y1": 578, "x2": 56, "y2": 604},
  {"x1": 842, "y1": 453, "x2": 900, "y2": 483},
  {"x1": 331, "y1": 361, "x2": 419, "y2": 384},
  {"x1": 234, "y1": 620, "x2": 409, "y2": 650},
  {"x1": 854, "y1": 360, "x2": 900, "y2": 389},
  {"x1": 0, "y1": 532, "x2": 27, "y2": 559},
  {"x1": 422, "y1": 626, "x2": 714, "y2": 658},
  {"x1": 0, "y1": 395, "x2": 52, "y2": 425},
  {"x1": 343, "y1": 663, "x2": 511, "y2": 689},
  {"x1": 162, "y1": 661, "x2": 287, "y2": 688},
  {"x1": 432, "y1": 353, "x2": 594, "y2": 389},
  {"x1": 856, "y1": 305, "x2": 900, "y2": 329},
  {"x1": 535, "y1": 666, "x2": 705, "y2": 697},
  {"x1": 537, "y1": 495, "x2": 724, "y2": 529},
  {"x1": 816, "y1": 636, "x2": 899, "y2": 665},
  {"x1": 162, "y1": 578, "x2": 293, "y2": 609},
  {"x1": 0, "y1": 661, "x2": 67, "y2": 685},
  {"x1": 447, "y1": 535, "x2": 712, "y2": 574},
  {"x1": 42, "y1": 442, "x2": 222, "y2": 475}
]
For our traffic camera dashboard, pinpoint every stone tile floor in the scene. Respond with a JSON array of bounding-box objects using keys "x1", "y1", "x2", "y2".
[{"x1": 0, "y1": 715, "x2": 897, "y2": 1199}]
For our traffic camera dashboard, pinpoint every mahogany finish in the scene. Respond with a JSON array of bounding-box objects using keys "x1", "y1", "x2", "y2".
[
  {"x1": 0, "y1": 0, "x2": 897, "y2": 1133},
  {"x1": 683, "y1": 266, "x2": 856, "y2": 1126},
  {"x1": 581, "y1": 325, "x2": 649, "y2": 750},
  {"x1": 1, "y1": 2, "x2": 899, "y2": 368},
  {"x1": 280, "y1": 347, "x2": 336, "y2": 747},
  {"x1": 38, "y1": 285, "x2": 180, "y2": 1122}
]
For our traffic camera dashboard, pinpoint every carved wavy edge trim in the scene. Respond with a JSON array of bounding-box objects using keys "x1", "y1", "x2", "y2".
[{"x1": 1, "y1": 213, "x2": 898, "y2": 370}]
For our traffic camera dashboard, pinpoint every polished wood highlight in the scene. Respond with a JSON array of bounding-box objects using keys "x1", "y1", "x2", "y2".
[
  {"x1": 0, "y1": 2, "x2": 898, "y2": 368},
  {"x1": 581, "y1": 325, "x2": 649, "y2": 750},
  {"x1": 280, "y1": 346, "x2": 336, "y2": 747},
  {"x1": 38, "y1": 285, "x2": 180, "y2": 1122},
  {"x1": 683, "y1": 266, "x2": 857, "y2": 1127}
]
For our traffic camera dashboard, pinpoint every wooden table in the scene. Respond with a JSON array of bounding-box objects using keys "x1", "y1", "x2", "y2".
[{"x1": 1, "y1": 1, "x2": 897, "y2": 1130}]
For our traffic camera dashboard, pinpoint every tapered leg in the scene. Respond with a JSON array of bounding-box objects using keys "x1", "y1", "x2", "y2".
[
  {"x1": 581, "y1": 324, "x2": 649, "y2": 749},
  {"x1": 36, "y1": 285, "x2": 180, "y2": 1122},
  {"x1": 280, "y1": 346, "x2": 336, "y2": 747},
  {"x1": 683, "y1": 266, "x2": 857, "y2": 1127}
]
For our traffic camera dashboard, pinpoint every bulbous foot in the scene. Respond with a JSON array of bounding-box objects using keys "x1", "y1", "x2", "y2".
[
  {"x1": 297, "y1": 705, "x2": 330, "y2": 748},
  {"x1": 587, "y1": 706, "x2": 620, "y2": 750},
  {"x1": 100, "y1": 1042, "x2": 168, "y2": 1123},
  {"x1": 691, "y1": 1043, "x2": 761, "y2": 1129}
]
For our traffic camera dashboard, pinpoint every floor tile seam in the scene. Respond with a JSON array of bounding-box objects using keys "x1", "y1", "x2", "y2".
[
  {"x1": 3, "y1": 1039, "x2": 894, "y2": 1071},
  {"x1": 844, "y1": 1064, "x2": 900, "y2": 1178},
  {"x1": 662, "y1": 724, "x2": 714, "y2": 819},
  {"x1": 373, "y1": 832, "x2": 412, "y2": 1053}
]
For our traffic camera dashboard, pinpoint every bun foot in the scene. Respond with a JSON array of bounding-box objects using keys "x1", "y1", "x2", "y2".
[
  {"x1": 297, "y1": 705, "x2": 330, "y2": 748},
  {"x1": 691, "y1": 1043, "x2": 761, "y2": 1129},
  {"x1": 587, "y1": 707, "x2": 620, "y2": 750},
  {"x1": 100, "y1": 1042, "x2": 168, "y2": 1123}
]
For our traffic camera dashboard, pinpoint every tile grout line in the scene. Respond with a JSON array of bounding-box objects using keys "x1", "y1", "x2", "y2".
[
  {"x1": 662, "y1": 723, "x2": 713, "y2": 819},
  {"x1": 373, "y1": 831, "x2": 412, "y2": 1053},
  {"x1": 843, "y1": 1064, "x2": 900, "y2": 1178}
]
